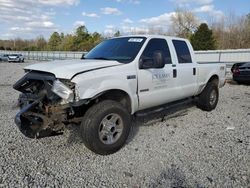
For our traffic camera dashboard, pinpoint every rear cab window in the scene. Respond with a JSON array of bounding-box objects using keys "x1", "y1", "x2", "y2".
[
  {"x1": 172, "y1": 40, "x2": 192, "y2": 64},
  {"x1": 141, "y1": 38, "x2": 172, "y2": 65}
]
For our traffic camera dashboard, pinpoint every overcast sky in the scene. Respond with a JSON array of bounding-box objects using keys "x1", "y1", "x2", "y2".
[{"x1": 0, "y1": 0, "x2": 249, "y2": 39}]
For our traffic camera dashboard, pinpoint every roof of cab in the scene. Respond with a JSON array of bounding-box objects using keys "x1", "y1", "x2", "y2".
[{"x1": 113, "y1": 34, "x2": 187, "y2": 41}]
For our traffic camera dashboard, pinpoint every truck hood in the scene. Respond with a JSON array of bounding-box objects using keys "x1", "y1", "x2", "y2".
[{"x1": 24, "y1": 59, "x2": 122, "y2": 79}]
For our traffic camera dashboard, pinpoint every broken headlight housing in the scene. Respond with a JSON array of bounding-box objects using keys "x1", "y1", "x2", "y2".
[{"x1": 52, "y1": 79, "x2": 74, "y2": 103}]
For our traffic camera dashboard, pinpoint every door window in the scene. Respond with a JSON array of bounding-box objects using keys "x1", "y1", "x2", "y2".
[
  {"x1": 173, "y1": 40, "x2": 192, "y2": 63},
  {"x1": 141, "y1": 39, "x2": 172, "y2": 64}
]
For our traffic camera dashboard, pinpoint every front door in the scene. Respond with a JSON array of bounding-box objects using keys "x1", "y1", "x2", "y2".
[{"x1": 137, "y1": 38, "x2": 181, "y2": 110}]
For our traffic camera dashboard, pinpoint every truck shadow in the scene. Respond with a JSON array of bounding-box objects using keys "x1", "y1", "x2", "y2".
[
  {"x1": 226, "y1": 79, "x2": 250, "y2": 86},
  {"x1": 127, "y1": 102, "x2": 195, "y2": 144},
  {"x1": 148, "y1": 163, "x2": 206, "y2": 188},
  {"x1": 66, "y1": 124, "x2": 83, "y2": 144},
  {"x1": 148, "y1": 164, "x2": 190, "y2": 188},
  {"x1": 66, "y1": 102, "x2": 195, "y2": 145}
]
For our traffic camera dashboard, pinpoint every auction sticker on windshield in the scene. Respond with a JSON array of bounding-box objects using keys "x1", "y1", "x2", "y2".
[{"x1": 128, "y1": 38, "x2": 143, "y2": 42}]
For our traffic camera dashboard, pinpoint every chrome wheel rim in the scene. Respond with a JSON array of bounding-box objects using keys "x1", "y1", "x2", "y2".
[
  {"x1": 98, "y1": 113, "x2": 123, "y2": 145},
  {"x1": 209, "y1": 89, "x2": 217, "y2": 106}
]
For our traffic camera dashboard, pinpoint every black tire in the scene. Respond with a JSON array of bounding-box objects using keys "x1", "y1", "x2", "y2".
[
  {"x1": 80, "y1": 100, "x2": 131, "y2": 155},
  {"x1": 197, "y1": 82, "x2": 219, "y2": 111}
]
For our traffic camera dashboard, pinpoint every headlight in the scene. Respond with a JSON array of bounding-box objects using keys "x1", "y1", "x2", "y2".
[{"x1": 52, "y1": 80, "x2": 74, "y2": 102}]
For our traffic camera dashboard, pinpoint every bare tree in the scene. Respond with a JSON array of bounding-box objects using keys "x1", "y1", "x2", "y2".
[
  {"x1": 36, "y1": 35, "x2": 47, "y2": 50},
  {"x1": 211, "y1": 12, "x2": 250, "y2": 49},
  {"x1": 170, "y1": 9, "x2": 199, "y2": 39}
]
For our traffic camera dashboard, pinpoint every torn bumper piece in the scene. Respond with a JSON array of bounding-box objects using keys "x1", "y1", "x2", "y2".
[{"x1": 15, "y1": 100, "x2": 63, "y2": 139}]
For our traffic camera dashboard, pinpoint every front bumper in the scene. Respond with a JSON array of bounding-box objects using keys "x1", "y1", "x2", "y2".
[
  {"x1": 15, "y1": 100, "x2": 39, "y2": 138},
  {"x1": 15, "y1": 99, "x2": 66, "y2": 138},
  {"x1": 13, "y1": 70, "x2": 83, "y2": 139},
  {"x1": 8, "y1": 58, "x2": 20, "y2": 62}
]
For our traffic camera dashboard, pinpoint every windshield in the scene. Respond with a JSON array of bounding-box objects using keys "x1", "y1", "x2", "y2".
[{"x1": 84, "y1": 37, "x2": 146, "y2": 63}]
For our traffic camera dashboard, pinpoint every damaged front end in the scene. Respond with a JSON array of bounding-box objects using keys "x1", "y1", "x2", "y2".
[{"x1": 13, "y1": 71, "x2": 81, "y2": 138}]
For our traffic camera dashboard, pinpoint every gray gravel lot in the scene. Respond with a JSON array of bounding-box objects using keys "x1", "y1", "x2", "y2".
[{"x1": 0, "y1": 62, "x2": 249, "y2": 187}]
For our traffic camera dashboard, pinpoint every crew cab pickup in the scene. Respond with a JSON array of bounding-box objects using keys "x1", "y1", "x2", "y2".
[{"x1": 13, "y1": 35, "x2": 226, "y2": 155}]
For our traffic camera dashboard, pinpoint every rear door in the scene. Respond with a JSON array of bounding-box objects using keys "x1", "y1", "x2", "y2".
[
  {"x1": 172, "y1": 40, "x2": 197, "y2": 98},
  {"x1": 137, "y1": 38, "x2": 180, "y2": 110}
]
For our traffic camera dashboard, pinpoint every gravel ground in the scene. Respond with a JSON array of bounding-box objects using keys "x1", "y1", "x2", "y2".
[{"x1": 0, "y1": 62, "x2": 249, "y2": 188}]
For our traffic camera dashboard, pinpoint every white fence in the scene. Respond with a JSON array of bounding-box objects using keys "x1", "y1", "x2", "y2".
[
  {"x1": 0, "y1": 50, "x2": 86, "y2": 61},
  {"x1": 195, "y1": 49, "x2": 250, "y2": 63},
  {"x1": 1, "y1": 49, "x2": 250, "y2": 65}
]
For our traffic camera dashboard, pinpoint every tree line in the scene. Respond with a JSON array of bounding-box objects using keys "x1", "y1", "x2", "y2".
[
  {"x1": 0, "y1": 10, "x2": 249, "y2": 51},
  {"x1": 0, "y1": 26, "x2": 103, "y2": 52},
  {"x1": 168, "y1": 10, "x2": 250, "y2": 50}
]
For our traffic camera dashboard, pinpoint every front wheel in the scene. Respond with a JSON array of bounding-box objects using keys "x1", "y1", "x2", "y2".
[
  {"x1": 80, "y1": 100, "x2": 131, "y2": 155},
  {"x1": 197, "y1": 82, "x2": 219, "y2": 111}
]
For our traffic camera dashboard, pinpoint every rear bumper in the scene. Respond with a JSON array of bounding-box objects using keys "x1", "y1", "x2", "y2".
[{"x1": 233, "y1": 75, "x2": 250, "y2": 82}]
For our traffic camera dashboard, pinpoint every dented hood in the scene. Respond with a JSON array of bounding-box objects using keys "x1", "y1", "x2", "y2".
[{"x1": 24, "y1": 59, "x2": 122, "y2": 79}]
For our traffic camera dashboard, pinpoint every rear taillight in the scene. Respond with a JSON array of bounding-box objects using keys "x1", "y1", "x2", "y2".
[{"x1": 233, "y1": 68, "x2": 240, "y2": 75}]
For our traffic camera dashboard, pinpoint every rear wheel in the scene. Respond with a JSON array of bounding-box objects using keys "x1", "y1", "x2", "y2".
[
  {"x1": 80, "y1": 100, "x2": 131, "y2": 155},
  {"x1": 197, "y1": 82, "x2": 219, "y2": 111}
]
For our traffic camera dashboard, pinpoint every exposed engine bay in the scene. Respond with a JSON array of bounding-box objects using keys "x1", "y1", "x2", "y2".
[{"x1": 13, "y1": 71, "x2": 84, "y2": 138}]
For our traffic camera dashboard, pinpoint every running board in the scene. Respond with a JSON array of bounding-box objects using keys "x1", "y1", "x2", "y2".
[{"x1": 135, "y1": 98, "x2": 195, "y2": 117}]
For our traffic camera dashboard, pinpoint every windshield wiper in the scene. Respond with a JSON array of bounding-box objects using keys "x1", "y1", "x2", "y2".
[
  {"x1": 91, "y1": 57, "x2": 112, "y2": 60},
  {"x1": 85, "y1": 57, "x2": 125, "y2": 63}
]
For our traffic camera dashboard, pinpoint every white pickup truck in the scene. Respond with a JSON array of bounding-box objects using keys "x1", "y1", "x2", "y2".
[{"x1": 13, "y1": 35, "x2": 226, "y2": 155}]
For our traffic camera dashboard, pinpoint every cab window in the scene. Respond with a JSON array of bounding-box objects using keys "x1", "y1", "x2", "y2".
[
  {"x1": 141, "y1": 39, "x2": 172, "y2": 64},
  {"x1": 173, "y1": 40, "x2": 192, "y2": 63}
]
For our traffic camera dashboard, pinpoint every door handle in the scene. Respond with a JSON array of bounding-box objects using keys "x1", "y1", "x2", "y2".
[
  {"x1": 173, "y1": 69, "x2": 177, "y2": 78},
  {"x1": 193, "y1": 68, "x2": 196, "y2": 75}
]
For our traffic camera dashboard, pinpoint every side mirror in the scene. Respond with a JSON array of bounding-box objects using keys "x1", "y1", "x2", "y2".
[
  {"x1": 139, "y1": 51, "x2": 165, "y2": 69},
  {"x1": 80, "y1": 54, "x2": 85, "y2": 59}
]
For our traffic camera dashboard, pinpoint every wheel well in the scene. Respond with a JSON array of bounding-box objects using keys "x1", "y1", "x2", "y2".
[
  {"x1": 207, "y1": 75, "x2": 219, "y2": 86},
  {"x1": 94, "y1": 90, "x2": 132, "y2": 113}
]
